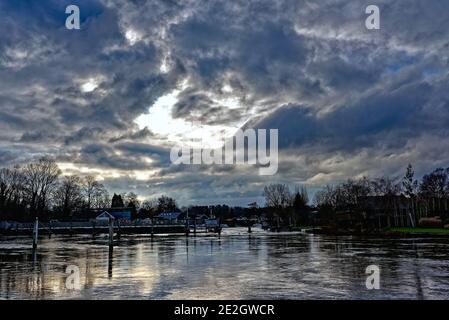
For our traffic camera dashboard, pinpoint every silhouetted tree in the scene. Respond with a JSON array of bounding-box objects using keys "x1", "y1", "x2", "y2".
[
  {"x1": 156, "y1": 195, "x2": 177, "y2": 213},
  {"x1": 23, "y1": 157, "x2": 61, "y2": 217},
  {"x1": 82, "y1": 175, "x2": 103, "y2": 209},
  {"x1": 91, "y1": 184, "x2": 110, "y2": 209},
  {"x1": 125, "y1": 192, "x2": 140, "y2": 208},
  {"x1": 53, "y1": 175, "x2": 83, "y2": 217},
  {"x1": 420, "y1": 168, "x2": 449, "y2": 198},
  {"x1": 111, "y1": 193, "x2": 125, "y2": 208},
  {"x1": 403, "y1": 164, "x2": 418, "y2": 198},
  {"x1": 292, "y1": 186, "x2": 309, "y2": 225},
  {"x1": 263, "y1": 184, "x2": 291, "y2": 208}
]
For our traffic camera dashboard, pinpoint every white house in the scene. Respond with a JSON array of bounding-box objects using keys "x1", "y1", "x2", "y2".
[{"x1": 96, "y1": 211, "x2": 115, "y2": 222}]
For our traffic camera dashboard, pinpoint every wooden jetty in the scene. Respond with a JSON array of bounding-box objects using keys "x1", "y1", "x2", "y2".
[
  {"x1": 0, "y1": 217, "x2": 223, "y2": 251},
  {"x1": 0, "y1": 219, "x2": 222, "y2": 237},
  {"x1": 0, "y1": 224, "x2": 186, "y2": 236}
]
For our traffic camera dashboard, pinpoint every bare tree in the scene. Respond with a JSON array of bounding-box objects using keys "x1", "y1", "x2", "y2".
[
  {"x1": 125, "y1": 192, "x2": 140, "y2": 208},
  {"x1": 420, "y1": 168, "x2": 449, "y2": 198},
  {"x1": 262, "y1": 184, "x2": 291, "y2": 208},
  {"x1": 314, "y1": 178, "x2": 372, "y2": 211},
  {"x1": 156, "y1": 195, "x2": 177, "y2": 213},
  {"x1": 91, "y1": 184, "x2": 110, "y2": 209},
  {"x1": 53, "y1": 175, "x2": 82, "y2": 217},
  {"x1": 314, "y1": 185, "x2": 337, "y2": 208},
  {"x1": 0, "y1": 168, "x2": 15, "y2": 207},
  {"x1": 82, "y1": 175, "x2": 101, "y2": 209},
  {"x1": 140, "y1": 199, "x2": 157, "y2": 218},
  {"x1": 371, "y1": 176, "x2": 401, "y2": 196},
  {"x1": 23, "y1": 157, "x2": 61, "y2": 216}
]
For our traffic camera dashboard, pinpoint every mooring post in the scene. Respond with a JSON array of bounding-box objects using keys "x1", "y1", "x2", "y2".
[
  {"x1": 151, "y1": 218, "x2": 154, "y2": 239},
  {"x1": 108, "y1": 218, "x2": 114, "y2": 248},
  {"x1": 32, "y1": 217, "x2": 39, "y2": 250},
  {"x1": 193, "y1": 214, "x2": 197, "y2": 236},
  {"x1": 108, "y1": 245, "x2": 113, "y2": 278},
  {"x1": 248, "y1": 223, "x2": 252, "y2": 234},
  {"x1": 48, "y1": 220, "x2": 52, "y2": 239},
  {"x1": 185, "y1": 209, "x2": 190, "y2": 237}
]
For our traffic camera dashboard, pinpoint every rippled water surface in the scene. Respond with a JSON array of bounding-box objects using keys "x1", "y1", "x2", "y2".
[{"x1": 1, "y1": 228, "x2": 448, "y2": 299}]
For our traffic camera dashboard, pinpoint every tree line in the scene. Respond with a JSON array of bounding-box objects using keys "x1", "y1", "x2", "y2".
[
  {"x1": 0, "y1": 158, "x2": 110, "y2": 221},
  {"x1": 314, "y1": 164, "x2": 449, "y2": 210},
  {"x1": 261, "y1": 164, "x2": 449, "y2": 226},
  {"x1": 1, "y1": 157, "x2": 448, "y2": 223}
]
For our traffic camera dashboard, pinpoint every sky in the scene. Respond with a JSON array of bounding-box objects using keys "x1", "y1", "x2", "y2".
[{"x1": 0, "y1": 0, "x2": 448, "y2": 206}]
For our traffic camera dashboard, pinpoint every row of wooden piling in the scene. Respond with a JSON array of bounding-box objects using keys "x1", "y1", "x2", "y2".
[
  {"x1": 32, "y1": 217, "x2": 118, "y2": 250},
  {"x1": 31, "y1": 215, "x2": 229, "y2": 250}
]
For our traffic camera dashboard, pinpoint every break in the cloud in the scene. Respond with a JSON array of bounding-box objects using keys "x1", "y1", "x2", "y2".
[{"x1": 0, "y1": 0, "x2": 448, "y2": 206}]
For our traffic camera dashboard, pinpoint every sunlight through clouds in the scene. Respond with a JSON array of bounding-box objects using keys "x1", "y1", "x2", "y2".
[{"x1": 134, "y1": 83, "x2": 244, "y2": 149}]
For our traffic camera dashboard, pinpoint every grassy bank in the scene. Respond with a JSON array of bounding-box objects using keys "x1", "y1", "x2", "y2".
[{"x1": 389, "y1": 227, "x2": 449, "y2": 235}]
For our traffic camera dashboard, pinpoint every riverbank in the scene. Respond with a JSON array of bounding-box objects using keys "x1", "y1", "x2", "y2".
[
  {"x1": 304, "y1": 226, "x2": 449, "y2": 238},
  {"x1": 387, "y1": 227, "x2": 449, "y2": 236}
]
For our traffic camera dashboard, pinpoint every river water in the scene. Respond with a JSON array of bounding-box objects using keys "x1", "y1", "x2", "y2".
[{"x1": 0, "y1": 228, "x2": 448, "y2": 300}]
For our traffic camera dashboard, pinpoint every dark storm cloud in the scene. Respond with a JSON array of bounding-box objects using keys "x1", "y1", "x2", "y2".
[
  {"x1": 0, "y1": 0, "x2": 448, "y2": 205},
  {"x1": 78, "y1": 143, "x2": 153, "y2": 170},
  {"x1": 108, "y1": 127, "x2": 155, "y2": 143},
  {"x1": 253, "y1": 80, "x2": 437, "y2": 151}
]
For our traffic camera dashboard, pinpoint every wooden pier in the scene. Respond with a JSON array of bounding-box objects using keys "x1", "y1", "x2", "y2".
[
  {"x1": 0, "y1": 221, "x2": 187, "y2": 236},
  {"x1": 0, "y1": 219, "x2": 223, "y2": 250},
  {"x1": 0, "y1": 220, "x2": 222, "y2": 237},
  {"x1": 0, "y1": 224, "x2": 187, "y2": 236}
]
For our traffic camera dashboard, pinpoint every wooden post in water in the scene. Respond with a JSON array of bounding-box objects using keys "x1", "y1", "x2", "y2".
[
  {"x1": 151, "y1": 218, "x2": 154, "y2": 239},
  {"x1": 193, "y1": 214, "x2": 197, "y2": 236},
  {"x1": 108, "y1": 244, "x2": 113, "y2": 278},
  {"x1": 32, "y1": 217, "x2": 39, "y2": 250},
  {"x1": 108, "y1": 218, "x2": 114, "y2": 248},
  {"x1": 185, "y1": 209, "x2": 190, "y2": 237}
]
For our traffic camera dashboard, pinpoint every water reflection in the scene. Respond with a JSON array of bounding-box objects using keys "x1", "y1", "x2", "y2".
[
  {"x1": 0, "y1": 228, "x2": 448, "y2": 299},
  {"x1": 108, "y1": 247, "x2": 113, "y2": 279}
]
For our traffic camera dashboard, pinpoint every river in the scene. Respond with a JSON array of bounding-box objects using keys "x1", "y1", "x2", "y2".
[{"x1": 0, "y1": 228, "x2": 448, "y2": 299}]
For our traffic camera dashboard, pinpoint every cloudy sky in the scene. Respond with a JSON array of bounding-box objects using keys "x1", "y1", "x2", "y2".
[{"x1": 1, "y1": 0, "x2": 448, "y2": 206}]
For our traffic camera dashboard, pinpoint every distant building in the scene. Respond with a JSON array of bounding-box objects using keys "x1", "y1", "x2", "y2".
[
  {"x1": 155, "y1": 212, "x2": 182, "y2": 223},
  {"x1": 76, "y1": 207, "x2": 133, "y2": 221},
  {"x1": 205, "y1": 218, "x2": 220, "y2": 227},
  {"x1": 96, "y1": 209, "x2": 131, "y2": 221},
  {"x1": 96, "y1": 211, "x2": 115, "y2": 221},
  {"x1": 108, "y1": 209, "x2": 132, "y2": 220}
]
